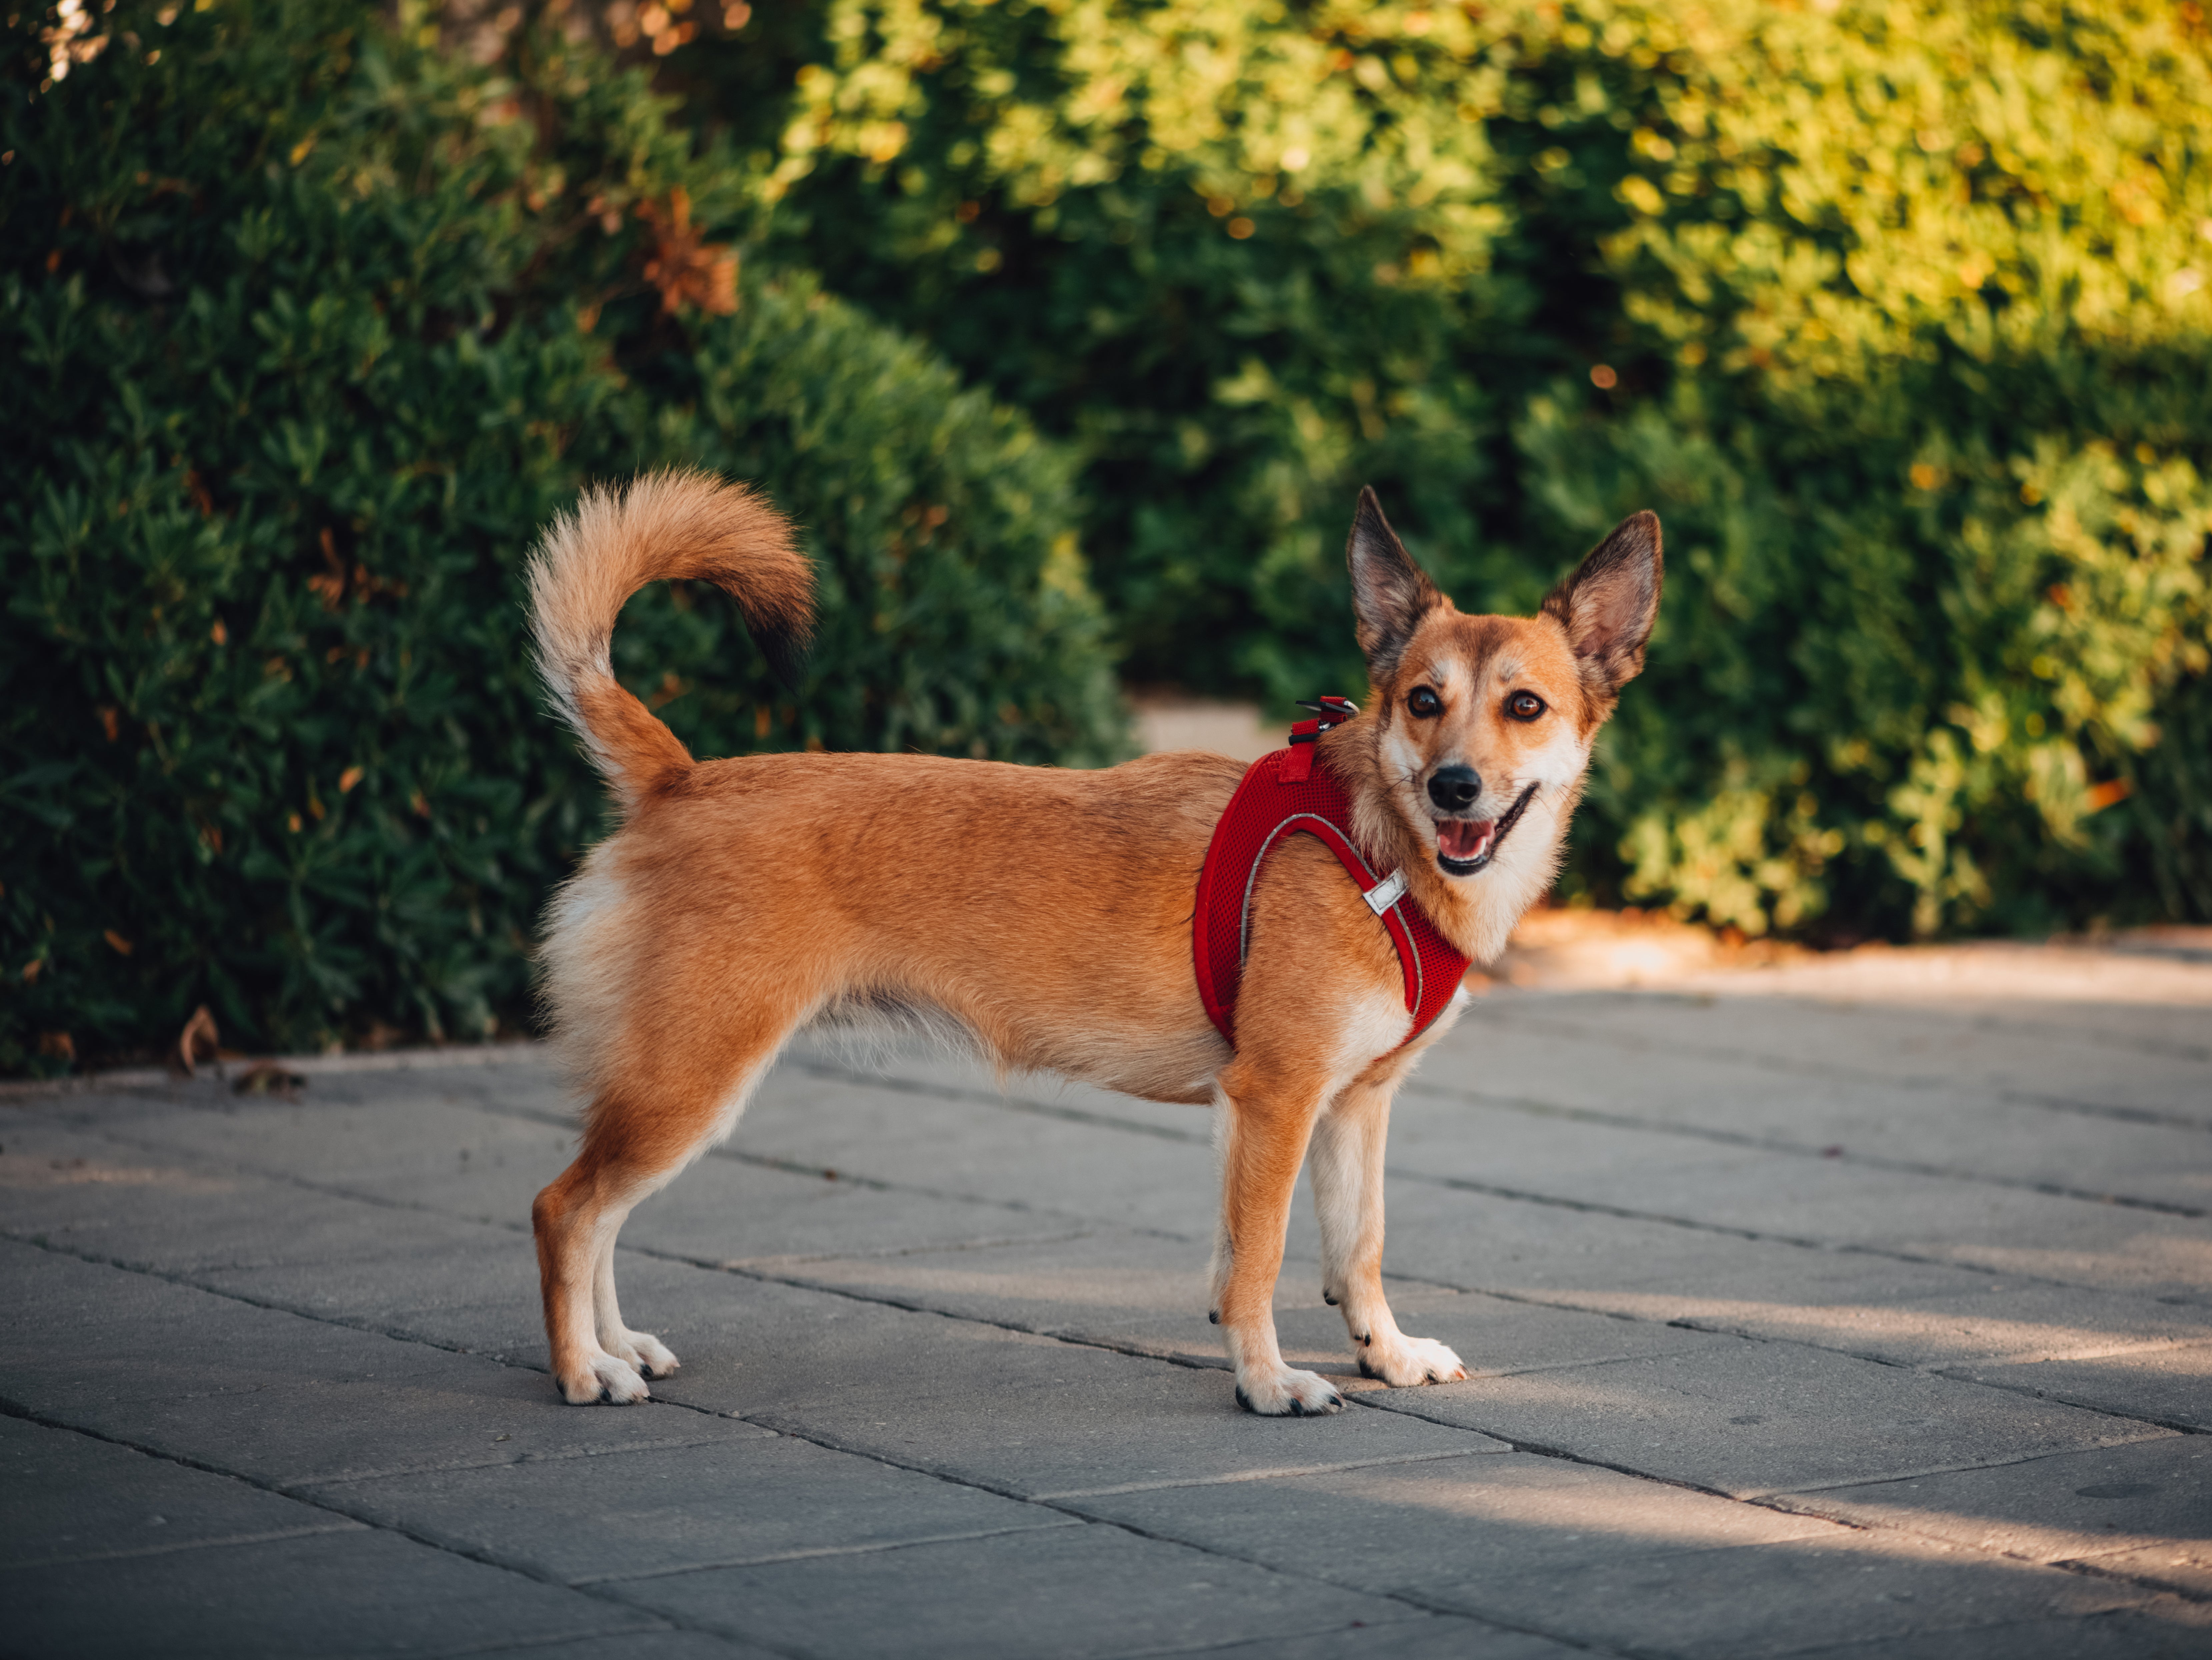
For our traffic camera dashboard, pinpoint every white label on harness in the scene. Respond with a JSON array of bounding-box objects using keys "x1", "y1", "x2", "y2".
[{"x1": 1363, "y1": 869, "x2": 1408, "y2": 915}]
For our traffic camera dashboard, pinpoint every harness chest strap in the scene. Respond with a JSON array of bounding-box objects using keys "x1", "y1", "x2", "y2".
[{"x1": 1192, "y1": 704, "x2": 1471, "y2": 1052}]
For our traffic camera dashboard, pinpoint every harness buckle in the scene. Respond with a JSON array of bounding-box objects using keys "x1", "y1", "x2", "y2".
[{"x1": 1362, "y1": 869, "x2": 1408, "y2": 915}]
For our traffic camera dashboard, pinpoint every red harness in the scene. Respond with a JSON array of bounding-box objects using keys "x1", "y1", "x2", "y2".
[{"x1": 1193, "y1": 698, "x2": 1471, "y2": 1052}]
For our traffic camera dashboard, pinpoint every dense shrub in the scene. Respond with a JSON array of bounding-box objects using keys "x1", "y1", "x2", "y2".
[
  {"x1": 651, "y1": 0, "x2": 2211, "y2": 937},
  {"x1": 0, "y1": 0, "x2": 1122, "y2": 1073}
]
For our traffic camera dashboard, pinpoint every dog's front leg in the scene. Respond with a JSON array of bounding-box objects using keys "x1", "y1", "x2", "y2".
[
  {"x1": 1212, "y1": 1071, "x2": 1344, "y2": 1416},
  {"x1": 1311, "y1": 1079, "x2": 1467, "y2": 1389}
]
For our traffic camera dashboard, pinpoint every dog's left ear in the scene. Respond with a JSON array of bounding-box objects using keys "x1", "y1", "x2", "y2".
[
  {"x1": 1542, "y1": 511, "x2": 1663, "y2": 705},
  {"x1": 1347, "y1": 487, "x2": 1441, "y2": 680}
]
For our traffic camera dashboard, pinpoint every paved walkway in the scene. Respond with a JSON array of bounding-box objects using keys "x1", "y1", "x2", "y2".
[{"x1": 4, "y1": 939, "x2": 2210, "y2": 1657}]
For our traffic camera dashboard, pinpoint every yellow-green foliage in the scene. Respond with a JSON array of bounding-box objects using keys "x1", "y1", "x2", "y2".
[{"x1": 696, "y1": 0, "x2": 2211, "y2": 937}]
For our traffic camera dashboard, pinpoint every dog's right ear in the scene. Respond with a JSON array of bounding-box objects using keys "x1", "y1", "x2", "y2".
[{"x1": 1347, "y1": 487, "x2": 1441, "y2": 681}]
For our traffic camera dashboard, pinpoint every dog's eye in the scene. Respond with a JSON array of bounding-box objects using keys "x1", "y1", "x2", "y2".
[
  {"x1": 1506, "y1": 690, "x2": 1545, "y2": 722},
  {"x1": 1407, "y1": 686, "x2": 1443, "y2": 718}
]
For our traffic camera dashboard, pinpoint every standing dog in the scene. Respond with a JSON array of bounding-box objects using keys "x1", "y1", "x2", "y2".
[{"x1": 528, "y1": 473, "x2": 1661, "y2": 1415}]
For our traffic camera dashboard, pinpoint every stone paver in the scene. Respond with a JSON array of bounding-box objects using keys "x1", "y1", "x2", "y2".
[{"x1": 3, "y1": 936, "x2": 2208, "y2": 1656}]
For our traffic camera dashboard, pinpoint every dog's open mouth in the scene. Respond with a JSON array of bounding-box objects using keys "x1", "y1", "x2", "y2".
[
  {"x1": 1435, "y1": 783, "x2": 1540, "y2": 876},
  {"x1": 1436, "y1": 818, "x2": 1496, "y2": 865}
]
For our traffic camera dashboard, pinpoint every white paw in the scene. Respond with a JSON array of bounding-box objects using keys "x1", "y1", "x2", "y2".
[
  {"x1": 1234, "y1": 1365, "x2": 1345, "y2": 1417},
  {"x1": 607, "y1": 1330, "x2": 680, "y2": 1381},
  {"x1": 1356, "y1": 1333, "x2": 1467, "y2": 1388},
  {"x1": 557, "y1": 1350, "x2": 651, "y2": 1405}
]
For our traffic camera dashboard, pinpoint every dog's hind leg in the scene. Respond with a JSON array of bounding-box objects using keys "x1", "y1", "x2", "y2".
[
  {"x1": 533, "y1": 1026, "x2": 785, "y2": 1405},
  {"x1": 1310, "y1": 1077, "x2": 1466, "y2": 1389}
]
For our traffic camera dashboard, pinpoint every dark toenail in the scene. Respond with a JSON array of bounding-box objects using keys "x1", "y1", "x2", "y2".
[
  {"x1": 1288, "y1": 1398, "x2": 1307, "y2": 1416},
  {"x1": 1208, "y1": 1311, "x2": 1220, "y2": 1325},
  {"x1": 1359, "y1": 1357, "x2": 1378, "y2": 1379},
  {"x1": 1356, "y1": 1333, "x2": 1370, "y2": 1345},
  {"x1": 598, "y1": 1387, "x2": 611, "y2": 1403},
  {"x1": 1323, "y1": 1293, "x2": 1338, "y2": 1306},
  {"x1": 1234, "y1": 1386, "x2": 1253, "y2": 1413}
]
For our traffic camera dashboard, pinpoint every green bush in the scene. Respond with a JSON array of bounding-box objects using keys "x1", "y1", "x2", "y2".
[
  {"x1": 0, "y1": 0, "x2": 1122, "y2": 1074},
  {"x1": 657, "y1": 0, "x2": 2211, "y2": 938}
]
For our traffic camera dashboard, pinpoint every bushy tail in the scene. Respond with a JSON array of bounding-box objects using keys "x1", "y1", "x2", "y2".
[{"x1": 527, "y1": 470, "x2": 813, "y2": 811}]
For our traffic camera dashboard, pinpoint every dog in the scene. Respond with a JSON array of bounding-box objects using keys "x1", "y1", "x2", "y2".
[{"x1": 526, "y1": 472, "x2": 1661, "y2": 1414}]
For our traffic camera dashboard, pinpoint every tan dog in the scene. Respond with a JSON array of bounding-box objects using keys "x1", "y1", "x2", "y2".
[{"x1": 527, "y1": 473, "x2": 1661, "y2": 1415}]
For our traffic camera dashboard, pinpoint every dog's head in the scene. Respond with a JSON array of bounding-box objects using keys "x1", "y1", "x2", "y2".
[{"x1": 1346, "y1": 487, "x2": 1661, "y2": 884}]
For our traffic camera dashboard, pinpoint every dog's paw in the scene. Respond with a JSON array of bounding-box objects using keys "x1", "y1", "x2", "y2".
[
  {"x1": 556, "y1": 1350, "x2": 651, "y2": 1405},
  {"x1": 1355, "y1": 1333, "x2": 1467, "y2": 1388},
  {"x1": 1234, "y1": 1365, "x2": 1345, "y2": 1417},
  {"x1": 607, "y1": 1330, "x2": 680, "y2": 1381}
]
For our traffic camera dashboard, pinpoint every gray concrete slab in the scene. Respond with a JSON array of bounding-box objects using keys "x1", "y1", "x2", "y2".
[
  {"x1": 0, "y1": 1412, "x2": 364, "y2": 1568},
  {"x1": 1776, "y1": 1436, "x2": 2212, "y2": 1597},
  {"x1": 1354, "y1": 1335, "x2": 2171, "y2": 1498},
  {"x1": 1941, "y1": 1340, "x2": 2212, "y2": 1432},
  {"x1": 4, "y1": 1527, "x2": 684, "y2": 1660},
  {"x1": 600, "y1": 1517, "x2": 1425, "y2": 1659},
  {"x1": 1777, "y1": 1599, "x2": 2212, "y2": 1659},
  {"x1": 1420, "y1": 1526, "x2": 2155, "y2": 1658},
  {"x1": 0, "y1": 1241, "x2": 770, "y2": 1490},
  {"x1": 1184, "y1": 1617, "x2": 1587, "y2": 1659},
  {"x1": 1064, "y1": 1450, "x2": 1842, "y2": 1595},
  {"x1": 305, "y1": 1431, "x2": 1073, "y2": 1586}
]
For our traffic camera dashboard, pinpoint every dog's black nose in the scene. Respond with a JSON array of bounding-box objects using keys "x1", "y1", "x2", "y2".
[{"x1": 1427, "y1": 766, "x2": 1481, "y2": 812}]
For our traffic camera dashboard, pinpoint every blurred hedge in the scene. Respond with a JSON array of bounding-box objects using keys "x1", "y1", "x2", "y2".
[
  {"x1": 648, "y1": 0, "x2": 2211, "y2": 939},
  {"x1": 0, "y1": 0, "x2": 1123, "y2": 1073}
]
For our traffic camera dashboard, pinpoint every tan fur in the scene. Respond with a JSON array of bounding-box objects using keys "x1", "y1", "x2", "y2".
[{"x1": 527, "y1": 471, "x2": 1659, "y2": 1413}]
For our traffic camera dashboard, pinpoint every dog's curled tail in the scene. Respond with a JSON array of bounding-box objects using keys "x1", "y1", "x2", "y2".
[{"x1": 528, "y1": 470, "x2": 812, "y2": 810}]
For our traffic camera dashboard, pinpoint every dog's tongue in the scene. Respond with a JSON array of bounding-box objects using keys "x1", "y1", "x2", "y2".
[{"x1": 1437, "y1": 819, "x2": 1496, "y2": 861}]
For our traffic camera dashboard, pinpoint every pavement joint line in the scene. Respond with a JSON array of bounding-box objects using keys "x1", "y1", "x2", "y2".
[
  {"x1": 565, "y1": 1518, "x2": 1087, "y2": 1587},
  {"x1": 1456, "y1": 1002, "x2": 2212, "y2": 1112},
  {"x1": 1464, "y1": 986, "x2": 2212, "y2": 1067},
  {"x1": 11, "y1": 1185, "x2": 2203, "y2": 1632},
  {"x1": 0, "y1": 1521, "x2": 369, "y2": 1573},
  {"x1": 1919, "y1": 1367, "x2": 2212, "y2": 1439},
  {"x1": 2000, "y1": 1092, "x2": 2212, "y2": 1135},
  {"x1": 420, "y1": 1625, "x2": 697, "y2": 1659},
  {"x1": 1092, "y1": 1612, "x2": 1607, "y2": 1660},
  {"x1": 293, "y1": 1433, "x2": 778, "y2": 1493},
  {"x1": 1028, "y1": 1446, "x2": 1505, "y2": 1502},
  {"x1": 1397, "y1": 1171, "x2": 2212, "y2": 1307},
  {"x1": 1757, "y1": 1487, "x2": 2212, "y2": 1608},
  {"x1": 25, "y1": 1088, "x2": 2208, "y2": 1450},
  {"x1": 718, "y1": 1227, "x2": 1098, "y2": 1270},
  {"x1": 1402, "y1": 1080, "x2": 2211, "y2": 1218}
]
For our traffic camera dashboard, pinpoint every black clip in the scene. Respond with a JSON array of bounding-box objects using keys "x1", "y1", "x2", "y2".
[{"x1": 1294, "y1": 695, "x2": 1361, "y2": 732}]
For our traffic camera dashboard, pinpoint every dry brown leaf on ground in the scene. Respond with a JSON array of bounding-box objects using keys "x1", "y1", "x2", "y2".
[{"x1": 233, "y1": 1061, "x2": 305, "y2": 1100}]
